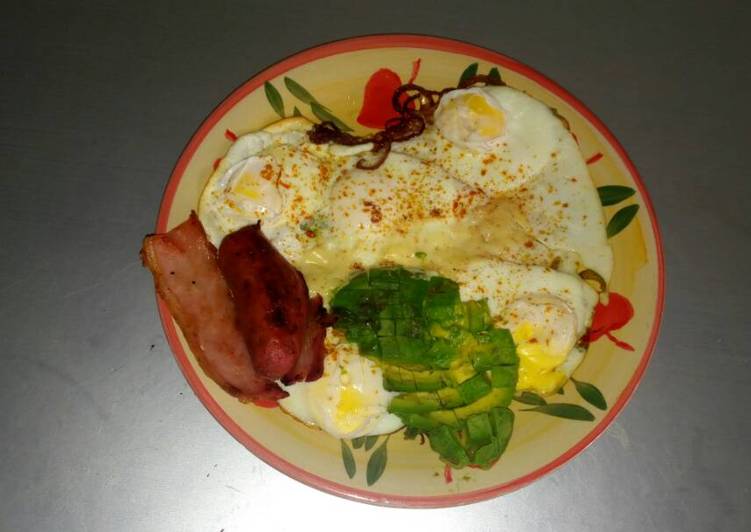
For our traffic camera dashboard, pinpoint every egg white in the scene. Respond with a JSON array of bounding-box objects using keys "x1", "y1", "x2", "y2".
[
  {"x1": 454, "y1": 259, "x2": 597, "y2": 336},
  {"x1": 324, "y1": 152, "x2": 484, "y2": 266},
  {"x1": 393, "y1": 85, "x2": 612, "y2": 281},
  {"x1": 279, "y1": 332, "x2": 403, "y2": 439},
  {"x1": 394, "y1": 86, "x2": 560, "y2": 194},
  {"x1": 453, "y1": 258, "x2": 598, "y2": 394},
  {"x1": 510, "y1": 130, "x2": 613, "y2": 281},
  {"x1": 198, "y1": 117, "x2": 335, "y2": 264}
]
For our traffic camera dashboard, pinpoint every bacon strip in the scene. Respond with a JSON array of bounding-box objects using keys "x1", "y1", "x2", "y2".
[
  {"x1": 140, "y1": 213, "x2": 286, "y2": 403},
  {"x1": 217, "y1": 223, "x2": 329, "y2": 384}
]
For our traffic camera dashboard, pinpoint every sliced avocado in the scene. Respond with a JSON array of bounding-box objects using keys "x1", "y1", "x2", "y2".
[
  {"x1": 424, "y1": 339, "x2": 458, "y2": 369},
  {"x1": 347, "y1": 325, "x2": 380, "y2": 357},
  {"x1": 447, "y1": 361, "x2": 477, "y2": 386},
  {"x1": 333, "y1": 267, "x2": 519, "y2": 470},
  {"x1": 382, "y1": 365, "x2": 415, "y2": 392},
  {"x1": 379, "y1": 336, "x2": 400, "y2": 361},
  {"x1": 490, "y1": 407, "x2": 514, "y2": 455},
  {"x1": 330, "y1": 287, "x2": 366, "y2": 310},
  {"x1": 465, "y1": 299, "x2": 491, "y2": 332},
  {"x1": 382, "y1": 364, "x2": 447, "y2": 392},
  {"x1": 409, "y1": 368, "x2": 446, "y2": 391},
  {"x1": 367, "y1": 268, "x2": 402, "y2": 289},
  {"x1": 428, "y1": 408, "x2": 462, "y2": 428},
  {"x1": 436, "y1": 387, "x2": 464, "y2": 408},
  {"x1": 403, "y1": 426, "x2": 420, "y2": 440},
  {"x1": 429, "y1": 323, "x2": 451, "y2": 338},
  {"x1": 490, "y1": 365, "x2": 518, "y2": 388},
  {"x1": 401, "y1": 389, "x2": 510, "y2": 429},
  {"x1": 471, "y1": 328, "x2": 517, "y2": 370},
  {"x1": 472, "y1": 439, "x2": 502, "y2": 469},
  {"x1": 381, "y1": 335, "x2": 431, "y2": 365},
  {"x1": 380, "y1": 302, "x2": 413, "y2": 318},
  {"x1": 427, "y1": 425, "x2": 469, "y2": 468},
  {"x1": 402, "y1": 413, "x2": 439, "y2": 431},
  {"x1": 466, "y1": 412, "x2": 493, "y2": 446},
  {"x1": 377, "y1": 318, "x2": 396, "y2": 337},
  {"x1": 346, "y1": 271, "x2": 370, "y2": 289},
  {"x1": 396, "y1": 336, "x2": 429, "y2": 361},
  {"x1": 425, "y1": 276, "x2": 461, "y2": 304},
  {"x1": 457, "y1": 374, "x2": 492, "y2": 404},
  {"x1": 424, "y1": 303, "x2": 459, "y2": 323},
  {"x1": 388, "y1": 392, "x2": 441, "y2": 415},
  {"x1": 398, "y1": 275, "x2": 430, "y2": 304},
  {"x1": 454, "y1": 388, "x2": 514, "y2": 420},
  {"x1": 395, "y1": 318, "x2": 423, "y2": 338}
]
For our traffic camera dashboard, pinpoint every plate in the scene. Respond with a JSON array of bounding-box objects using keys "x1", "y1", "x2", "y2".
[{"x1": 153, "y1": 35, "x2": 664, "y2": 507}]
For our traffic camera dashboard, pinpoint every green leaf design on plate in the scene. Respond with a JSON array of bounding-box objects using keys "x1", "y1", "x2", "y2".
[
  {"x1": 351, "y1": 436, "x2": 366, "y2": 449},
  {"x1": 340, "y1": 440, "x2": 356, "y2": 478},
  {"x1": 284, "y1": 77, "x2": 318, "y2": 105},
  {"x1": 571, "y1": 378, "x2": 607, "y2": 410},
  {"x1": 598, "y1": 185, "x2": 636, "y2": 206},
  {"x1": 488, "y1": 67, "x2": 502, "y2": 84},
  {"x1": 459, "y1": 62, "x2": 479, "y2": 85},
  {"x1": 522, "y1": 403, "x2": 595, "y2": 421},
  {"x1": 283, "y1": 76, "x2": 352, "y2": 131},
  {"x1": 366, "y1": 438, "x2": 388, "y2": 486},
  {"x1": 310, "y1": 101, "x2": 353, "y2": 132},
  {"x1": 607, "y1": 204, "x2": 640, "y2": 238},
  {"x1": 264, "y1": 81, "x2": 285, "y2": 118},
  {"x1": 513, "y1": 391, "x2": 547, "y2": 406},
  {"x1": 364, "y1": 435, "x2": 379, "y2": 451},
  {"x1": 293, "y1": 106, "x2": 302, "y2": 117}
]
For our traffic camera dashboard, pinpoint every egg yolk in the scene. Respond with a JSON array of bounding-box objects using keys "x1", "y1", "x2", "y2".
[
  {"x1": 226, "y1": 156, "x2": 283, "y2": 218},
  {"x1": 438, "y1": 92, "x2": 506, "y2": 145},
  {"x1": 334, "y1": 386, "x2": 368, "y2": 433},
  {"x1": 465, "y1": 94, "x2": 505, "y2": 137},
  {"x1": 232, "y1": 171, "x2": 263, "y2": 200},
  {"x1": 513, "y1": 322, "x2": 568, "y2": 395}
]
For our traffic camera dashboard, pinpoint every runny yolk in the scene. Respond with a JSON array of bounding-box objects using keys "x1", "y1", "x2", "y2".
[
  {"x1": 464, "y1": 94, "x2": 505, "y2": 138},
  {"x1": 513, "y1": 323, "x2": 567, "y2": 395},
  {"x1": 232, "y1": 170, "x2": 262, "y2": 200},
  {"x1": 334, "y1": 386, "x2": 366, "y2": 433}
]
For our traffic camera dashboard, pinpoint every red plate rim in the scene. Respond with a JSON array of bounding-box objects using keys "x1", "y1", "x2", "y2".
[{"x1": 153, "y1": 34, "x2": 665, "y2": 508}]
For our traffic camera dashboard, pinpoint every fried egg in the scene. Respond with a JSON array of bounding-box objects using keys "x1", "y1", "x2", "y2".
[
  {"x1": 279, "y1": 332, "x2": 403, "y2": 439},
  {"x1": 511, "y1": 131, "x2": 613, "y2": 281},
  {"x1": 395, "y1": 86, "x2": 559, "y2": 194},
  {"x1": 198, "y1": 118, "x2": 336, "y2": 263},
  {"x1": 394, "y1": 85, "x2": 612, "y2": 281},
  {"x1": 453, "y1": 258, "x2": 598, "y2": 395},
  {"x1": 288, "y1": 151, "x2": 561, "y2": 301},
  {"x1": 293, "y1": 152, "x2": 487, "y2": 294}
]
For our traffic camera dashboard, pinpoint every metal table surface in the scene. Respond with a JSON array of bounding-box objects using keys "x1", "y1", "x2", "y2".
[{"x1": 2, "y1": 1, "x2": 749, "y2": 531}]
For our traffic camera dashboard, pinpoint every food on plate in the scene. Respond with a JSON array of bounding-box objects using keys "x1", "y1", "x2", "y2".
[
  {"x1": 140, "y1": 213, "x2": 328, "y2": 403},
  {"x1": 140, "y1": 213, "x2": 285, "y2": 402},
  {"x1": 217, "y1": 223, "x2": 329, "y2": 384},
  {"x1": 393, "y1": 84, "x2": 613, "y2": 281},
  {"x1": 278, "y1": 335, "x2": 404, "y2": 439},
  {"x1": 330, "y1": 267, "x2": 518, "y2": 468},
  {"x1": 454, "y1": 259, "x2": 597, "y2": 395},
  {"x1": 144, "y1": 67, "x2": 613, "y2": 472},
  {"x1": 199, "y1": 118, "x2": 332, "y2": 264}
]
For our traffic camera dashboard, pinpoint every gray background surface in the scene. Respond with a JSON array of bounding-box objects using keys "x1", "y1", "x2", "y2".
[{"x1": 2, "y1": 1, "x2": 749, "y2": 531}]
